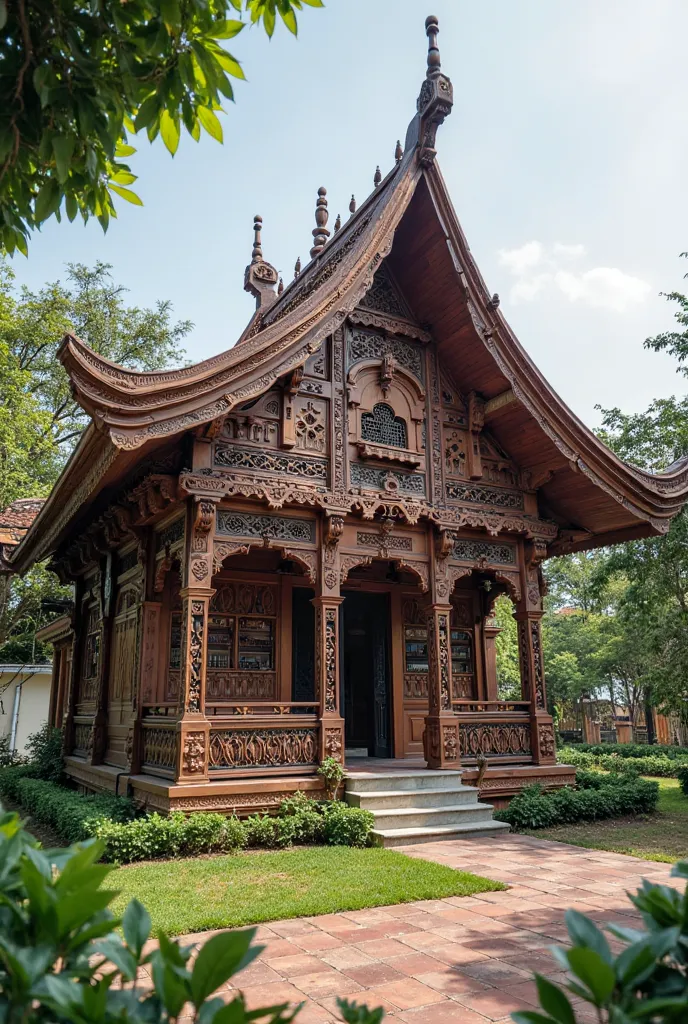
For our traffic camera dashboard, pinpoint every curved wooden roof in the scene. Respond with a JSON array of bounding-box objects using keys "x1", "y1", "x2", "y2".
[{"x1": 9, "y1": 19, "x2": 688, "y2": 570}]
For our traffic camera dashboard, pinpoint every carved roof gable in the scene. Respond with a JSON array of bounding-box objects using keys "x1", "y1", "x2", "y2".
[{"x1": 359, "y1": 263, "x2": 414, "y2": 321}]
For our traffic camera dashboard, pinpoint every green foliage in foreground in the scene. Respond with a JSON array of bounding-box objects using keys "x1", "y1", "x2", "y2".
[
  {"x1": 495, "y1": 769, "x2": 659, "y2": 831},
  {"x1": 0, "y1": 0, "x2": 324, "y2": 252},
  {"x1": 559, "y1": 746, "x2": 688, "y2": 779},
  {"x1": 677, "y1": 765, "x2": 688, "y2": 797},
  {"x1": 0, "y1": 804, "x2": 381, "y2": 1024},
  {"x1": 574, "y1": 743, "x2": 688, "y2": 761},
  {"x1": 512, "y1": 860, "x2": 688, "y2": 1024},
  {"x1": 111, "y1": 844, "x2": 506, "y2": 935}
]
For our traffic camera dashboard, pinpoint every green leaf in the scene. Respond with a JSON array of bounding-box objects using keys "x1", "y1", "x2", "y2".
[
  {"x1": 566, "y1": 947, "x2": 616, "y2": 1006},
  {"x1": 299, "y1": 0, "x2": 325, "y2": 6},
  {"x1": 134, "y1": 95, "x2": 160, "y2": 132},
  {"x1": 110, "y1": 169, "x2": 137, "y2": 185},
  {"x1": 123, "y1": 899, "x2": 151, "y2": 959},
  {"x1": 115, "y1": 142, "x2": 137, "y2": 157},
  {"x1": 565, "y1": 910, "x2": 612, "y2": 963},
  {"x1": 93, "y1": 938, "x2": 138, "y2": 981},
  {"x1": 109, "y1": 184, "x2": 143, "y2": 206},
  {"x1": 197, "y1": 106, "x2": 223, "y2": 143},
  {"x1": 52, "y1": 136, "x2": 75, "y2": 184},
  {"x1": 160, "y1": 0, "x2": 181, "y2": 31},
  {"x1": 263, "y1": 7, "x2": 276, "y2": 36},
  {"x1": 279, "y1": 7, "x2": 298, "y2": 35},
  {"x1": 190, "y1": 929, "x2": 259, "y2": 1006},
  {"x1": 534, "y1": 974, "x2": 576, "y2": 1024},
  {"x1": 34, "y1": 179, "x2": 61, "y2": 224},
  {"x1": 159, "y1": 110, "x2": 180, "y2": 155},
  {"x1": 210, "y1": 20, "x2": 245, "y2": 39},
  {"x1": 209, "y1": 46, "x2": 246, "y2": 79}
]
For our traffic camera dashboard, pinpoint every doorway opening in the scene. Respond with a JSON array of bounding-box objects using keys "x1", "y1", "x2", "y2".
[{"x1": 341, "y1": 591, "x2": 392, "y2": 757}]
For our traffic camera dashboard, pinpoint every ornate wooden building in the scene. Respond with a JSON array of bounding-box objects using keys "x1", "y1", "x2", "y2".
[{"x1": 10, "y1": 19, "x2": 688, "y2": 813}]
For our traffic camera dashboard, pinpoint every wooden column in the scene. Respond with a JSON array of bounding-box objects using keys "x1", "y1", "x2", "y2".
[
  {"x1": 314, "y1": 514, "x2": 346, "y2": 763},
  {"x1": 174, "y1": 497, "x2": 217, "y2": 784},
  {"x1": 91, "y1": 554, "x2": 113, "y2": 765},
  {"x1": 482, "y1": 618, "x2": 500, "y2": 702},
  {"x1": 424, "y1": 530, "x2": 460, "y2": 769},
  {"x1": 515, "y1": 610, "x2": 556, "y2": 764}
]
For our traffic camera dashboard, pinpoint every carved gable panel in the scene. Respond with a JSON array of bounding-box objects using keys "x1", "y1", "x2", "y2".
[
  {"x1": 294, "y1": 398, "x2": 328, "y2": 454},
  {"x1": 359, "y1": 263, "x2": 414, "y2": 320},
  {"x1": 221, "y1": 389, "x2": 281, "y2": 447}
]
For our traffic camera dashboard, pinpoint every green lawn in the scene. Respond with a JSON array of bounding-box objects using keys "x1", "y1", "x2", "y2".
[
  {"x1": 110, "y1": 845, "x2": 505, "y2": 935},
  {"x1": 531, "y1": 777, "x2": 688, "y2": 863}
]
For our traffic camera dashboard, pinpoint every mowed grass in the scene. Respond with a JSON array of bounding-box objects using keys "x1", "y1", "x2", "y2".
[
  {"x1": 532, "y1": 777, "x2": 688, "y2": 863},
  {"x1": 110, "y1": 845, "x2": 505, "y2": 935}
]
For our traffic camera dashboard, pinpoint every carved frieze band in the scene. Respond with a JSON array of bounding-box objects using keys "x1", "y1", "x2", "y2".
[
  {"x1": 214, "y1": 443, "x2": 328, "y2": 481},
  {"x1": 350, "y1": 463, "x2": 426, "y2": 496},
  {"x1": 446, "y1": 483, "x2": 524, "y2": 511},
  {"x1": 452, "y1": 539, "x2": 516, "y2": 566},
  {"x1": 216, "y1": 510, "x2": 316, "y2": 544},
  {"x1": 460, "y1": 722, "x2": 532, "y2": 759}
]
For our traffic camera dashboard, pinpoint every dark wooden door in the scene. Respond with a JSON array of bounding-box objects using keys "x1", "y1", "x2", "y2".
[
  {"x1": 342, "y1": 592, "x2": 391, "y2": 757},
  {"x1": 292, "y1": 587, "x2": 315, "y2": 702}
]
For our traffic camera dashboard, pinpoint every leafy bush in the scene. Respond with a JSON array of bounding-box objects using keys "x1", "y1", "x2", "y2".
[
  {"x1": 322, "y1": 802, "x2": 375, "y2": 848},
  {"x1": 559, "y1": 745, "x2": 688, "y2": 778},
  {"x1": 0, "y1": 762, "x2": 38, "y2": 802},
  {"x1": 94, "y1": 811, "x2": 246, "y2": 863},
  {"x1": 0, "y1": 803, "x2": 382, "y2": 1024},
  {"x1": 512, "y1": 860, "x2": 688, "y2": 1023},
  {"x1": 318, "y1": 756, "x2": 345, "y2": 799},
  {"x1": 576, "y1": 741, "x2": 688, "y2": 759},
  {"x1": 0, "y1": 733, "x2": 26, "y2": 767},
  {"x1": 495, "y1": 770, "x2": 659, "y2": 831},
  {"x1": 677, "y1": 764, "x2": 688, "y2": 797},
  {"x1": 14, "y1": 776, "x2": 135, "y2": 843},
  {"x1": 24, "y1": 722, "x2": 64, "y2": 782}
]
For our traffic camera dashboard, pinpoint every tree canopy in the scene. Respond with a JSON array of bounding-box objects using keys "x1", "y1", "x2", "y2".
[{"x1": 0, "y1": 0, "x2": 323, "y2": 254}]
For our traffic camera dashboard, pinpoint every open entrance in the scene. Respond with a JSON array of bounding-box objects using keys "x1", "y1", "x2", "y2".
[{"x1": 341, "y1": 591, "x2": 392, "y2": 757}]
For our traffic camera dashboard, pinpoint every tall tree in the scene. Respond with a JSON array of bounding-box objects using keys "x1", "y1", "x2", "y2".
[{"x1": 0, "y1": 0, "x2": 324, "y2": 253}]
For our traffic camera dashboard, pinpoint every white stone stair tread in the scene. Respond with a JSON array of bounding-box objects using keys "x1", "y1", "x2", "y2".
[
  {"x1": 369, "y1": 802, "x2": 496, "y2": 817},
  {"x1": 373, "y1": 820, "x2": 511, "y2": 840},
  {"x1": 349, "y1": 786, "x2": 477, "y2": 799}
]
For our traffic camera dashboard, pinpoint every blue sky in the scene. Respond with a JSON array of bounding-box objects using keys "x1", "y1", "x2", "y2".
[{"x1": 11, "y1": 0, "x2": 688, "y2": 427}]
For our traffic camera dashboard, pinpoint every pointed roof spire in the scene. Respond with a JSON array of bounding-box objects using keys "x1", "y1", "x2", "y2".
[
  {"x1": 395, "y1": 140, "x2": 403, "y2": 163},
  {"x1": 349, "y1": 194, "x2": 356, "y2": 214},
  {"x1": 373, "y1": 165, "x2": 382, "y2": 188},
  {"x1": 244, "y1": 214, "x2": 278, "y2": 309},
  {"x1": 310, "y1": 186, "x2": 330, "y2": 258},
  {"x1": 294, "y1": 256, "x2": 301, "y2": 279},
  {"x1": 251, "y1": 215, "x2": 263, "y2": 262},
  {"x1": 334, "y1": 213, "x2": 341, "y2": 233},
  {"x1": 425, "y1": 14, "x2": 441, "y2": 78}
]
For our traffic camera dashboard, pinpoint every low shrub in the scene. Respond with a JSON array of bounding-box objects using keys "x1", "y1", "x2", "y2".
[
  {"x1": 24, "y1": 721, "x2": 64, "y2": 782},
  {"x1": 559, "y1": 745, "x2": 688, "y2": 778},
  {"x1": 322, "y1": 802, "x2": 374, "y2": 848},
  {"x1": 495, "y1": 769, "x2": 659, "y2": 831},
  {"x1": 13, "y1": 776, "x2": 135, "y2": 843},
  {"x1": 678, "y1": 764, "x2": 688, "y2": 797},
  {"x1": 0, "y1": 762, "x2": 38, "y2": 802},
  {"x1": 94, "y1": 811, "x2": 246, "y2": 863},
  {"x1": 576, "y1": 741, "x2": 688, "y2": 760}
]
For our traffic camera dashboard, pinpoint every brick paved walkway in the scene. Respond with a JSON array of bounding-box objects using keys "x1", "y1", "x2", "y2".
[{"x1": 175, "y1": 836, "x2": 675, "y2": 1024}]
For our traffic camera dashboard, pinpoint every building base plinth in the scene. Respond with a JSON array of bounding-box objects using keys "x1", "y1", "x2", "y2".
[{"x1": 461, "y1": 762, "x2": 576, "y2": 809}]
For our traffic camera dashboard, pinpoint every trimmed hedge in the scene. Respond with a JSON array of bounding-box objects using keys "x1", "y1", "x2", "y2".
[
  {"x1": 575, "y1": 741, "x2": 688, "y2": 760},
  {"x1": 678, "y1": 764, "x2": 688, "y2": 797},
  {"x1": 3, "y1": 775, "x2": 135, "y2": 844},
  {"x1": 0, "y1": 770, "x2": 375, "y2": 863},
  {"x1": 494, "y1": 768, "x2": 660, "y2": 831},
  {"x1": 559, "y1": 745, "x2": 688, "y2": 779}
]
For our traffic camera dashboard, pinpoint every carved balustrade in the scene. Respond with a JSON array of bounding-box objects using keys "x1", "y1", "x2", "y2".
[
  {"x1": 208, "y1": 715, "x2": 320, "y2": 776},
  {"x1": 452, "y1": 701, "x2": 533, "y2": 763}
]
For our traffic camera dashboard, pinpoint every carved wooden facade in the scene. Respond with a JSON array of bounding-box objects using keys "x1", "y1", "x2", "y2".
[{"x1": 11, "y1": 19, "x2": 688, "y2": 810}]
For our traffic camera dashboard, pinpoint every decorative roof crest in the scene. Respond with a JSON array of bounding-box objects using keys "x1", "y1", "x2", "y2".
[
  {"x1": 243, "y1": 214, "x2": 279, "y2": 309},
  {"x1": 310, "y1": 186, "x2": 330, "y2": 257},
  {"x1": 403, "y1": 15, "x2": 453, "y2": 166}
]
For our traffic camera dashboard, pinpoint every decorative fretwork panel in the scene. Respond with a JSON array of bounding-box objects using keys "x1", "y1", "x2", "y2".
[
  {"x1": 214, "y1": 444, "x2": 328, "y2": 481},
  {"x1": 459, "y1": 722, "x2": 532, "y2": 759},
  {"x1": 155, "y1": 516, "x2": 185, "y2": 553},
  {"x1": 206, "y1": 671, "x2": 278, "y2": 700},
  {"x1": 359, "y1": 264, "x2": 410, "y2": 319},
  {"x1": 142, "y1": 726, "x2": 177, "y2": 771},
  {"x1": 73, "y1": 722, "x2": 92, "y2": 755},
  {"x1": 446, "y1": 482, "x2": 524, "y2": 510},
  {"x1": 361, "y1": 403, "x2": 408, "y2": 449},
  {"x1": 452, "y1": 539, "x2": 516, "y2": 565},
  {"x1": 295, "y1": 400, "x2": 327, "y2": 453},
  {"x1": 211, "y1": 582, "x2": 277, "y2": 615},
  {"x1": 349, "y1": 463, "x2": 425, "y2": 496},
  {"x1": 80, "y1": 604, "x2": 101, "y2": 702},
  {"x1": 347, "y1": 329, "x2": 424, "y2": 383},
  {"x1": 216, "y1": 510, "x2": 315, "y2": 543},
  {"x1": 209, "y1": 728, "x2": 318, "y2": 769}
]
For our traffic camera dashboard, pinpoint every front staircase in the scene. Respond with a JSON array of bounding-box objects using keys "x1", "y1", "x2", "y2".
[{"x1": 344, "y1": 768, "x2": 510, "y2": 847}]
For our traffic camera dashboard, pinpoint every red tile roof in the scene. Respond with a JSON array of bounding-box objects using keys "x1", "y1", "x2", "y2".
[{"x1": 0, "y1": 499, "x2": 45, "y2": 546}]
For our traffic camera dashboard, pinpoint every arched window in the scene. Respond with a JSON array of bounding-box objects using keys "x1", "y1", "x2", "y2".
[{"x1": 360, "y1": 403, "x2": 408, "y2": 448}]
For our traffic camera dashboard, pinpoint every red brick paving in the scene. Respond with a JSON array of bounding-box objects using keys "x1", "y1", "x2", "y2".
[{"x1": 173, "y1": 835, "x2": 675, "y2": 1023}]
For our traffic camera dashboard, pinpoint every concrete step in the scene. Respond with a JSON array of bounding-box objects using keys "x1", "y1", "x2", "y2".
[
  {"x1": 346, "y1": 786, "x2": 480, "y2": 810},
  {"x1": 373, "y1": 819, "x2": 511, "y2": 847},
  {"x1": 369, "y1": 802, "x2": 499, "y2": 831},
  {"x1": 345, "y1": 770, "x2": 463, "y2": 793}
]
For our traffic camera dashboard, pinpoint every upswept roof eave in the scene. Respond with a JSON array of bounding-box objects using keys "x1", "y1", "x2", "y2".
[{"x1": 422, "y1": 162, "x2": 688, "y2": 525}]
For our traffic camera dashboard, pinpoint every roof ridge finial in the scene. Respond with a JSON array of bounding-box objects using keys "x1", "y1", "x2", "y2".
[
  {"x1": 294, "y1": 256, "x2": 301, "y2": 279},
  {"x1": 278, "y1": 277, "x2": 284, "y2": 295},
  {"x1": 349, "y1": 194, "x2": 356, "y2": 215},
  {"x1": 310, "y1": 187, "x2": 330, "y2": 258},
  {"x1": 334, "y1": 213, "x2": 341, "y2": 233},
  {"x1": 251, "y1": 214, "x2": 263, "y2": 263},
  {"x1": 373, "y1": 166, "x2": 382, "y2": 188},
  {"x1": 395, "y1": 140, "x2": 403, "y2": 163},
  {"x1": 426, "y1": 14, "x2": 441, "y2": 78}
]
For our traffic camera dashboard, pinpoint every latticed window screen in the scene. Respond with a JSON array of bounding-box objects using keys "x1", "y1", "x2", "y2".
[{"x1": 361, "y1": 403, "x2": 408, "y2": 448}]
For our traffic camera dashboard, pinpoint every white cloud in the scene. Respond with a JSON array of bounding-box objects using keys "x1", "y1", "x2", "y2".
[{"x1": 497, "y1": 242, "x2": 650, "y2": 312}]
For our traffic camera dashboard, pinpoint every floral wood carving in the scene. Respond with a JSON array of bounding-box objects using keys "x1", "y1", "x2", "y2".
[
  {"x1": 208, "y1": 728, "x2": 318, "y2": 768},
  {"x1": 182, "y1": 731, "x2": 206, "y2": 774}
]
